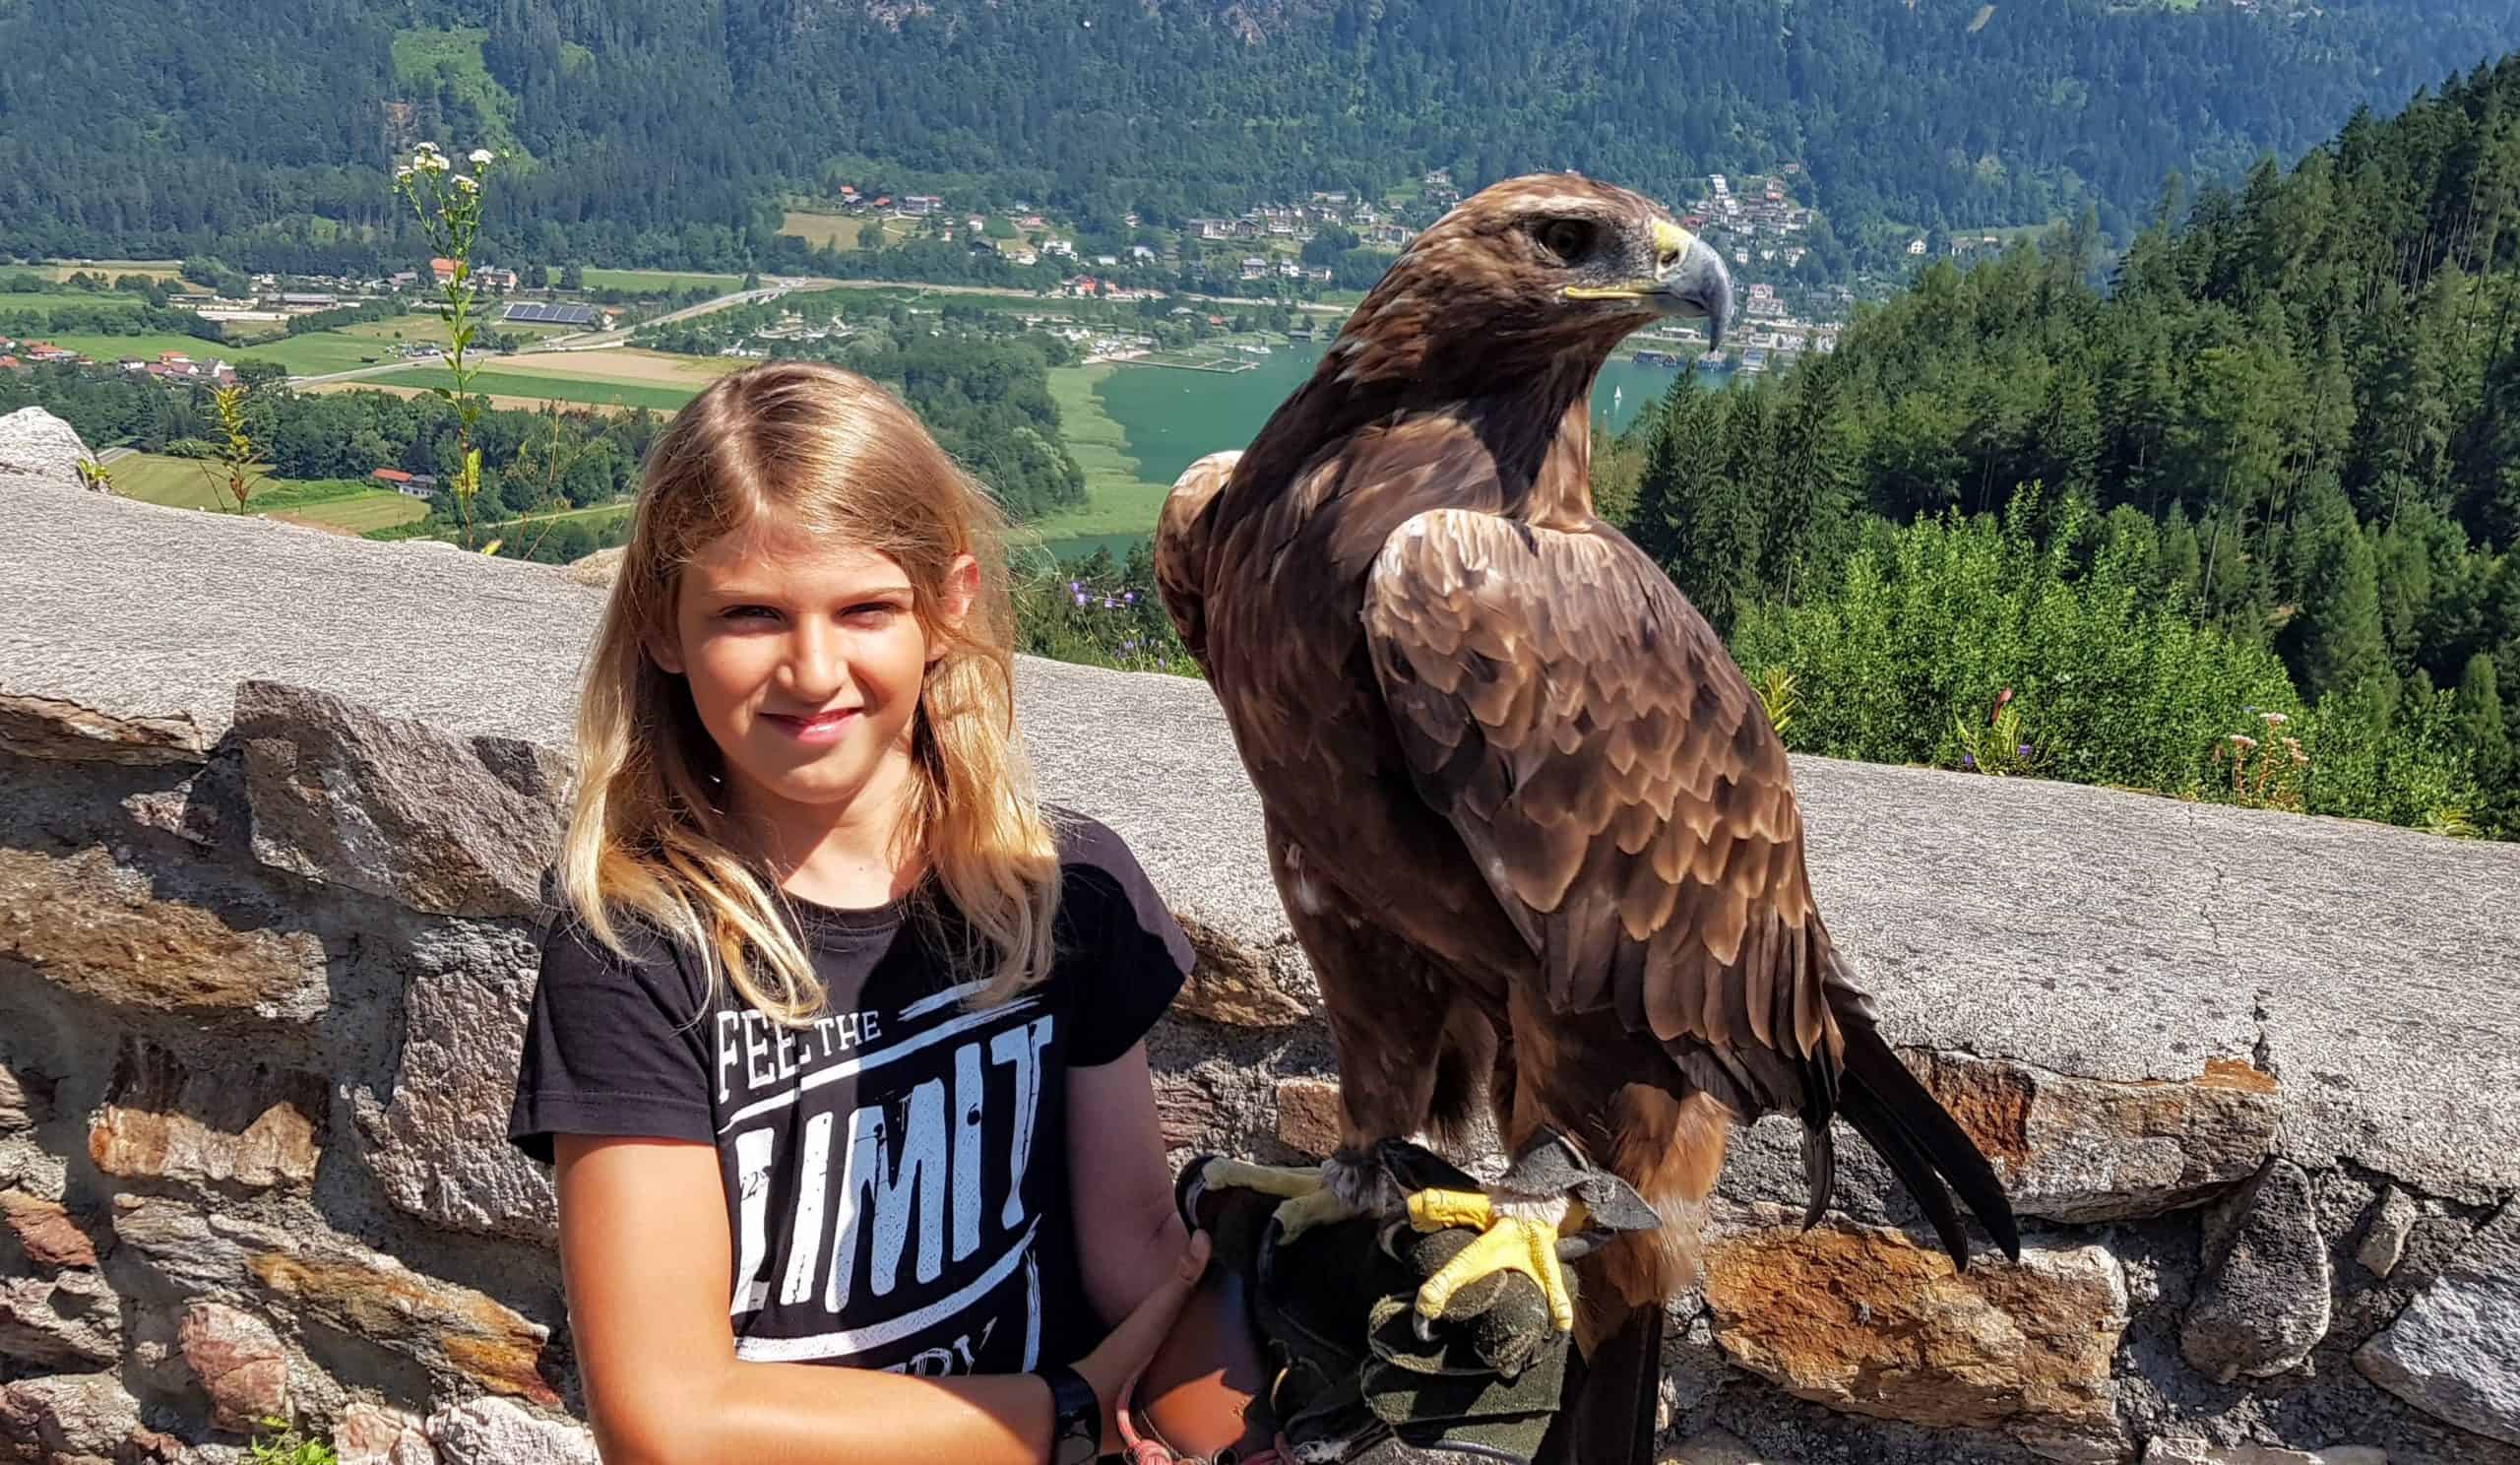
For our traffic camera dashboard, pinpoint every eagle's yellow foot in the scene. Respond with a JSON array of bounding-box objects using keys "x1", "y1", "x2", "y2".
[
  {"x1": 1197, "y1": 1158, "x2": 1360, "y2": 1241},
  {"x1": 1407, "y1": 1187, "x2": 1583, "y2": 1333}
]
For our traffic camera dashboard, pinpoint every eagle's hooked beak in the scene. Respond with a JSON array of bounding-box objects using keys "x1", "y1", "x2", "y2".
[
  {"x1": 1654, "y1": 221, "x2": 1732, "y2": 352},
  {"x1": 1563, "y1": 220, "x2": 1732, "y2": 352}
]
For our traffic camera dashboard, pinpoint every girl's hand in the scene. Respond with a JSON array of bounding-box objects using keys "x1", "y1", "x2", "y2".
[{"x1": 1073, "y1": 1228, "x2": 1214, "y2": 1453}]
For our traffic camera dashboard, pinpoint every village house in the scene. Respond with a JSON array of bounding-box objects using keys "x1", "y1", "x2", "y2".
[{"x1": 370, "y1": 469, "x2": 438, "y2": 498}]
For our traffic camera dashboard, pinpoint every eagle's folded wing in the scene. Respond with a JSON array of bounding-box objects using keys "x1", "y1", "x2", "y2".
[
  {"x1": 1359, "y1": 505, "x2": 1846, "y2": 1124},
  {"x1": 1361, "y1": 506, "x2": 2021, "y2": 1265}
]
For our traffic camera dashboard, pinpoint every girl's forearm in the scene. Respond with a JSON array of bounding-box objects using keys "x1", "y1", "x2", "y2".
[{"x1": 594, "y1": 1357, "x2": 1053, "y2": 1465}]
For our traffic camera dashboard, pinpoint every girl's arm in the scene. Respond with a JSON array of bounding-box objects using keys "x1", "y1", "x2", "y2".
[
  {"x1": 553, "y1": 1132, "x2": 1203, "y2": 1465},
  {"x1": 1066, "y1": 1038, "x2": 1193, "y2": 1327}
]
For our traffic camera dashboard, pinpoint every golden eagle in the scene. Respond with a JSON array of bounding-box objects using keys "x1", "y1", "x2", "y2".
[{"x1": 1156, "y1": 174, "x2": 2020, "y2": 1461}]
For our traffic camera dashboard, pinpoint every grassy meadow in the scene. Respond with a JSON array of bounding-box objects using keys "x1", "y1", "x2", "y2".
[
  {"x1": 1020, "y1": 365, "x2": 1174, "y2": 542},
  {"x1": 581, "y1": 267, "x2": 744, "y2": 293},
  {"x1": 108, "y1": 453, "x2": 429, "y2": 531},
  {"x1": 372, "y1": 364, "x2": 701, "y2": 411}
]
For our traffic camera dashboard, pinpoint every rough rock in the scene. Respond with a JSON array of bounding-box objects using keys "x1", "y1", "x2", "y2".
[
  {"x1": 1911, "y1": 1050, "x2": 2280, "y2": 1223},
  {"x1": 2142, "y1": 1443, "x2": 2387, "y2": 1464},
  {"x1": 0, "y1": 1062, "x2": 33, "y2": 1132},
  {"x1": 2357, "y1": 1186, "x2": 2417, "y2": 1279},
  {"x1": 235, "y1": 679, "x2": 569, "y2": 920},
  {"x1": 423, "y1": 1397, "x2": 598, "y2": 1465},
  {"x1": 1663, "y1": 1429, "x2": 1801, "y2": 1463},
  {"x1": 2181, "y1": 1160, "x2": 2332, "y2": 1383},
  {"x1": 91, "y1": 1103, "x2": 320, "y2": 1190},
  {"x1": 122, "y1": 1425, "x2": 193, "y2": 1463},
  {"x1": 1, "y1": 1188, "x2": 97, "y2": 1268},
  {"x1": 2356, "y1": 1201, "x2": 2520, "y2": 1446},
  {"x1": 178, "y1": 1302, "x2": 291, "y2": 1433},
  {"x1": 88, "y1": 1041, "x2": 324, "y2": 1190},
  {"x1": 1273, "y1": 1076, "x2": 1343, "y2": 1159},
  {"x1": 0, "y1": 694, "x2": 208, "y2": 765},
  {"x1": 0, "y1": 406, "x2": 95, "y2": 494},
  {"x1": 0, "y1": 1267, "x2": 122, "y2": 1367},
  {"x1": 1169, "y1": 913, "x2": 1319, "y2": 1026},
  {"x1": 336, "y1": 1404, "x2": 439, "y2": 1465},
  {"x1": 110, "y1": 1197, "x2": 556, "y2": 1407},
  {"x1": 561, "y1": 545, "x2": 624, "y2": 588},
  {"x1": 0, "y1": 847, "x2": 329, "y2": 1016},
  {"x1": 0, "y1": 1371, "x2": 144, "y2": 1464},
  {"x1": 363, "y1": 951, "x2": 556, "y2": 1242},
  {"x1": 1700, "y1": 1206, "x2": 2128, "y2": 1458},
  {"x1": 122, "y1": 782, "x2": 223, "y2": 846}
]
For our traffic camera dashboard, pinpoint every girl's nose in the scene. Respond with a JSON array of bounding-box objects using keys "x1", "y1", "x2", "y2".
[{"x1": 782, "y1": 618, "x2": 851, "y2": 702}]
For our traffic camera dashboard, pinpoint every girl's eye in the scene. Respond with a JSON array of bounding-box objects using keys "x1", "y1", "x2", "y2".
[{"x1": 722, "y1": 605, "x2": 777, "y2": 620}]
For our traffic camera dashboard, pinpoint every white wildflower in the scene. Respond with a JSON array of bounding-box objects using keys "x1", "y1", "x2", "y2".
[
  {"x1": 395, "y1": 166, "x2": 413, "y2": 181},
  {"x1": 2260, "y1": 711, "x2": 2290, "y2": 726},
  {"x1": 470, "y1": 148, "x2": 494, "y2": 165},
  {"x1": 2229, "y1": 733, "x2": 2258, "y2": 751},
  {"x1": 453, "y1": 175, "x2": 478, "y2": 193}
]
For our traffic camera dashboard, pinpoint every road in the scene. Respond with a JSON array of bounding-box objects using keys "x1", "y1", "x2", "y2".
[
  {"x1": 283, "y1": 272, "x2": 1357, "y2": 392},
  {"x1": 284, "y1": 277, "x2": 828, "y2": 387}
]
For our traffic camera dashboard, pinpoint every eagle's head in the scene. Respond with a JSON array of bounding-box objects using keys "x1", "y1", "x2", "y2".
[{"x1": 1341, "y1": 174, "x2": 1732, "y2": 375}]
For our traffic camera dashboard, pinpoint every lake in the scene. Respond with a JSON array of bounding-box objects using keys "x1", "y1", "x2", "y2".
[{"x1": 1043, "y1": 344, "x2": 1719, "y2": 562}]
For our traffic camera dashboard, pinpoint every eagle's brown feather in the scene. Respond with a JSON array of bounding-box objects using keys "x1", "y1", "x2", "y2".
[{"x1": 1361, "y1": 506, "x2": 1853, "y2": 1124}]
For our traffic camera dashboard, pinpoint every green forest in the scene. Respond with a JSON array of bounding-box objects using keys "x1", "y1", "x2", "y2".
[
  {"x1": 1617, "y1": 56, "x2": 2520, "y2": 837},
  {"x1": 6, "y1": 0, "x2": 2519, "y2": 278}
]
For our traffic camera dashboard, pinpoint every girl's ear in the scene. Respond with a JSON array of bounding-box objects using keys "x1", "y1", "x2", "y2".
[
  {"x1": 928, "y1": 554, "x2": 981, "y2": 663},
  {"x1": 647, "y1": 629, "x2": 685, "y2": 675}
]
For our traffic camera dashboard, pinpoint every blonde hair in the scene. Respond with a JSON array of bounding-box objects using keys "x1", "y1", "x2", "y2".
[{"x1": 554, "y1": 360, "x2": 1061, "y2": 1025}]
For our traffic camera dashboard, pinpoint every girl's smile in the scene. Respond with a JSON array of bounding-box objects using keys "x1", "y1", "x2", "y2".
[{"x1": 648, "y1": 520, "x2": 975, "y2": 880}]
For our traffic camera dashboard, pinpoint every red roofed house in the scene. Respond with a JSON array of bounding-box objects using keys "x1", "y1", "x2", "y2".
[
  {"x1": 430, "y1": 258, "x2": 457, "y2": 284},
  {"x1": 372, "y1": 469, "x2": 414, "y2": 486}
]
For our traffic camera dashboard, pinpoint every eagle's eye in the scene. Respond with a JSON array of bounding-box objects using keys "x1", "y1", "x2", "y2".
[{"x1": 1535, "y1": 219, "x2": 1596, "y2": 266}]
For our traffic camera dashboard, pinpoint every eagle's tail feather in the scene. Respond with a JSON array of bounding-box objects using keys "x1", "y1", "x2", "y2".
[
  {"x1": 1533, "y1": 1303, "x2": 1662, "y2": 1465},
  {"x1": 1835, "y1": 1023, "x2": 2023, "y2": 1264}
]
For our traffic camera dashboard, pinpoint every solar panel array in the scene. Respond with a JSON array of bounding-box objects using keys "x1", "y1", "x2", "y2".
[{"x1": 502, "y1": 301, "x2": 599, "y2": 326}]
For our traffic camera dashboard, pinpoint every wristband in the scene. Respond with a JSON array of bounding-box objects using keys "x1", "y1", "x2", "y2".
[{"x1": 1037, "y1": 1361, "x2": 1102, "y2": 1465}]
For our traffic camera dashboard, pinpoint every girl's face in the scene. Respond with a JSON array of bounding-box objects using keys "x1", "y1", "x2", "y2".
[{"x1": 653, "y1": 518, "x2": 976, "y2": 841}]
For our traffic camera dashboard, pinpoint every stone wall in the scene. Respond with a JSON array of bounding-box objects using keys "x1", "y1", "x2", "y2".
[{"x1": 5, "y1": 412, "x2": 2519, "y2": 1465}]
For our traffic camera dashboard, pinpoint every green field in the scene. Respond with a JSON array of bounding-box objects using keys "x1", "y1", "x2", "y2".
[
  {"x1": 1021, "y1": 365, "x2": 1175, "y2": 543},
  {"x1": 0, "y1": 290, "x2": 148, "y2": 318},
  {"x1": 32, "y1": 332, "x2": 245, "y2": 365},
  {"x1": 582, "y1": 268, "x2": 743, "y2": 294},
  {"x1": 107, "y1": 453, "x2": 429, "y2": 531},
  {"x1": 373, "y1": 365, "x2": 700, "y2": 411},
  {"x1": 31, "y1": 260, "x2": 191, "y2": 286}
]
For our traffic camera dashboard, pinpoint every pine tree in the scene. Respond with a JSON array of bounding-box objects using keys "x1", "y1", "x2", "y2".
[{"x1": 2292, "y1": 489, "x2": 2392, "y2": 701}]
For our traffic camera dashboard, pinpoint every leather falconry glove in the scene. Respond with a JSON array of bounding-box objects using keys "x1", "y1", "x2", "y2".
[{"x1": 1113, "y1": 1135, "x2": 1658, "y2": 1465}]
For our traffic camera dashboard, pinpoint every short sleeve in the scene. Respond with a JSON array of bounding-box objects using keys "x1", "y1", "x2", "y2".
[
  {"x1": 507, "y1": 912, "x2": 720, "y2": 1167},
  {"x1": 1059, "y1": 818, "x2": 1195, "y2": 1068}
]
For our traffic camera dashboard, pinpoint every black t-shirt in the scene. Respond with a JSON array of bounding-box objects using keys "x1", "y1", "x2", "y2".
[{"x1": 506, "y1": 810, "x2": 1193, "y2": 1377}]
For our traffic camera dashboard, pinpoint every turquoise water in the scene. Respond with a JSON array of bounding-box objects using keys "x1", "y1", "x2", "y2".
[
  {"x1": 1051, "y1": 345, "x2": 1717, "y2": 560},
  {"x1": 1092, "y1": 345, "x2": 1701, "y2": 488}
]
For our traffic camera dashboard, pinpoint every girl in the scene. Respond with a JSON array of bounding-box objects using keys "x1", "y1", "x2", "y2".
[{"x1": 508, "y1": 360, "x2": 1210, "y2": 1465}]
